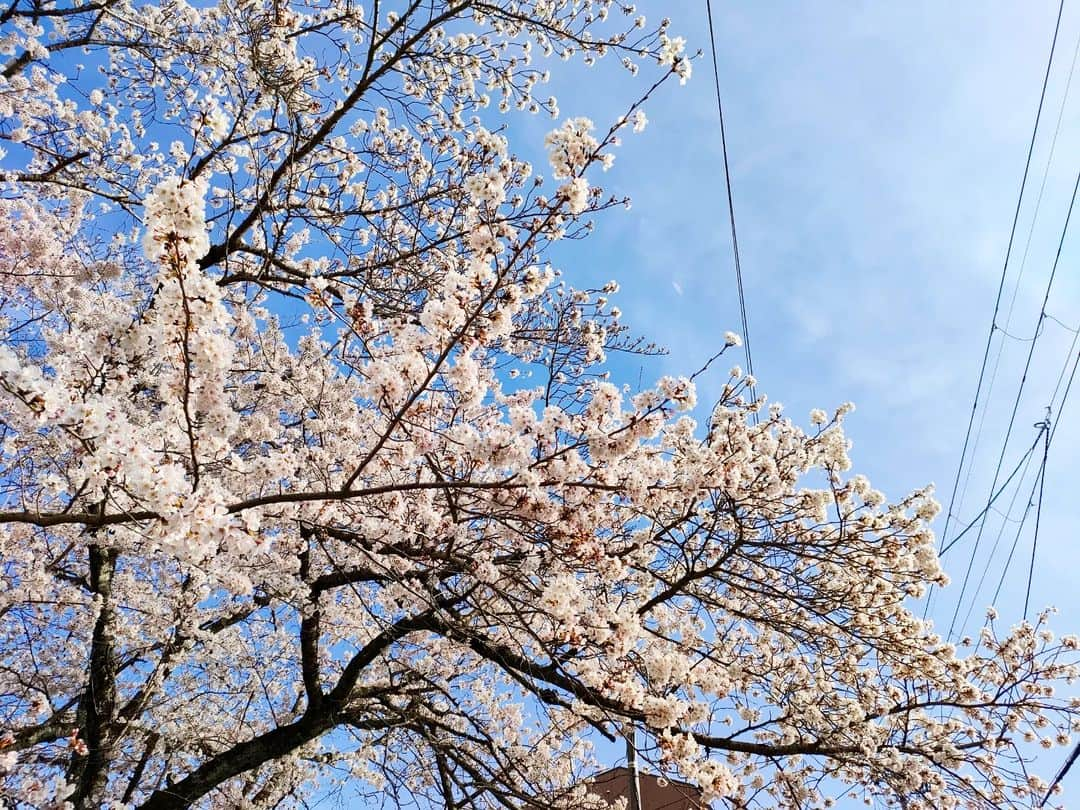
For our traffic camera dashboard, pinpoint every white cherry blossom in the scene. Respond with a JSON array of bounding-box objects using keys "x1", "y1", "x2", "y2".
[{"x1": 0, "y1": 3, "x2": 1076, "y2": 810}]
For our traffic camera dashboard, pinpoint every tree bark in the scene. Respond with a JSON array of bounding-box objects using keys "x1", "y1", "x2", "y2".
[{"x1": 69, "y1": 544, "x2": 119, "y2": 809}]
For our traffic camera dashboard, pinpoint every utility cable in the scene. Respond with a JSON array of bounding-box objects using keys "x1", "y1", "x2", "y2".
[
  {"x1": 1023, "y1": 424, "x2": 1050, "y2": 619},
  {"x1": 951, "y1": 19, "x2": 1080, "y2": 551},
  {"x1": 946, "y1": 166, "x2": 1080, "y2": 640},
  {"x1": 958, "y1": 422, "x2": 1042, "y2": 633},
  {"x1": 989, "y1": 428, "x2": 1046, "y2": 609},
  {"x1": 935, "y1": 0, "x2": 1065, "y2": 568},
  {"x1": 925, "y1": 0, "x2": 1066, "y2": 622},
  {"x1": 983, "y1": 319, "x2": 1080, "y2": 622},
  {"x1": 705, "y1": 0, "x2": 758, "y2": 423},
  {"x1": 1035, "y1": 354, "x2": 1080, "y2": 808},
  {"x1": 938, "y1": 425, "x2": 1046, "y2": 557},
  {"x1": 1043, "y1": 740, "x2": 1080, "y2": 806}
]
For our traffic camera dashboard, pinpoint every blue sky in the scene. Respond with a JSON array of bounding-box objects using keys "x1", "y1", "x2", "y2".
[
  {"x1": 563, "y1": 0, "x2": 1080, "y2": 644},
  {"x1": 515, "y1": 0, "x2": 1080, "y2": 798}
]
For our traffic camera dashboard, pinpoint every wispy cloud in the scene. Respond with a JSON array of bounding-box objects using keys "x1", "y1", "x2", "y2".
[{"x1": 558, "y1": 0, "x2": 1080, "y2": 707}]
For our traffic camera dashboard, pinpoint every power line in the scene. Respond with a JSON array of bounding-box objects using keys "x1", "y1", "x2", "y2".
[
  {"x1": 958, "y1": 419, "x2": 1043, "y2": 633},
  {"x1": 949, "y1": 20, "x2": 1080, "y2": 561},
  {"x1": 1038, "y1": 348, "x2": 1080, "y2": 807},
  {"x1": 990, "y1": 326, "x2": 1080, "y2": 610},
  {"x1": 1047, "y1": 310, "x2": 1080, "y2": 410},
  {"x1": 1043, "y1": 740, "x2": 1080, "y2": 806},
  {"x1": 1026, "y1": 325, "x2": 1080, "y2": 605},
  {"x1": 990, "y1": 423, "x2": 1047, "y2": 609},
  {"x1": 963, "y1": 294, "x2": 1080, "y2": 631},
  {"x1": 705, "y1": 0, "x2": 757, "y2": 422},
  {"x1": 998, "y1": 21, "x2": 1080, "y2": 344},
  {"x1": 939, "y1": 425, "x2": 1046, "y2": 556},
  {"x1": 935, "y1": 3, "x2": 1080, "y2": 641},
  {"x1": 946, "y1": 166, "x2": 1080, "y2": 640},
  {"x1": 936, "y1": 0, "x2": 1066, "y2": 566},
  {"x1": 1023, "y1": 424, "x2": 1050, "y2": 619}
]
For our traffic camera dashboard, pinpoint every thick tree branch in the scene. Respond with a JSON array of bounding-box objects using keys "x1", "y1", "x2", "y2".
[
  {"x1": 298, "y1": 541, "x2": 324, "y2": 710},
  {"x1": 68, "y1": 544, "x2": 119, "y2": 809},
  {"x1": 135, "y1": 603, "x2": 451, "y2": 810}
]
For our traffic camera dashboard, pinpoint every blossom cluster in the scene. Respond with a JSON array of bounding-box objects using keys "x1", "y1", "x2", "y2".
[
  {"x1": 544, "y1": 117, "x2": 601, "y2": 179},
  {"x1": 0, "y1": 3, "x2": 1076, "y2": 810}
]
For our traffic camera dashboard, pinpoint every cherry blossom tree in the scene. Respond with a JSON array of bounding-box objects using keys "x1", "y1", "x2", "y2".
[{"x1": 0, "y1": 1, "x2": 1078, "y2": 808}]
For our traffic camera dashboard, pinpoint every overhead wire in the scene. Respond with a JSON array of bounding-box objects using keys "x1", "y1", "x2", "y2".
[
  {"x1": 954, "y1": 261, "x2": 1080, "y2": 633},
  {"x1": 938, "y1": 426, "x2": 1046, "y2": 556},
  {"x1": 705, "y1": 0, "x2": 758, "y2": 423},
  {"x1": 957, "y1": 281, "x2": 1080, "y2": 676},
  {"x1": 1043, "y1": 741, "x2": 1080, "y2": 806},
  {"x1": 942, "y1": 7, "x2": 1080, "y2": 642},
  {"x1": 1038, "y1": 345, "x2": 1080, "y2": 807},
  {"x1": 957, "y1": 419, "x2": 1043, "y2": 633},
  {"x1": 991, "y1": 316, "x2": 1080, "y2": 611},
  {"x1": 950, "y1": 16, "x2": 1080, "y2": 544},
  {"x1": 928, "y1": 0, "x2": 1066, "y2": 617},
  {"x1": 989, "y1": 423, "x2": 1047, "y2": 610},
  {"x1": 1047, "y1": 310, "x2": 1080, "y2": 408},
  {"x1": 1023, "y1": 425, "x2": 1051, "y2": 619},
  {"x1": 946, "y1": 166, "x2": 1080, "y2": 640}
]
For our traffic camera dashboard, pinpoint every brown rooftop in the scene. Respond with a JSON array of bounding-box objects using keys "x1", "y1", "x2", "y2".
[{"x1": 586, "y1": 766, "x2": 706, "y2": 810}]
